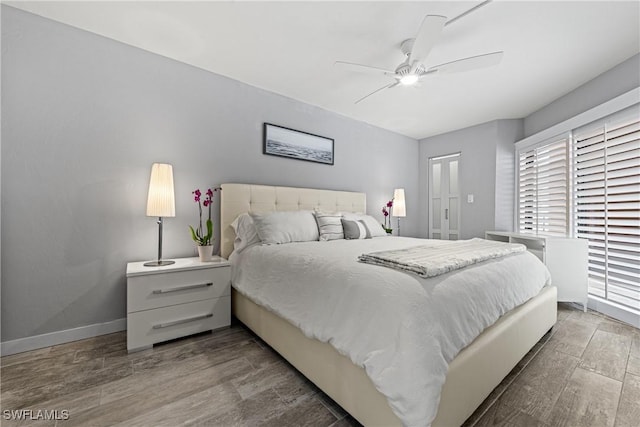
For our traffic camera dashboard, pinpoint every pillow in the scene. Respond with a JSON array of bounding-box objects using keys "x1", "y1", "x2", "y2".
[
  {"x1": 230, "y1": 213, "x2": 261, "y2": 254},
  {"x1": 314, "y1": 212, "x2": 344, "y2": 241},
  {"x1": 250, "y1": 210, "x2": 319, "y2": 244},
  {"x1": 341, "y1": 218, "x2": 371, "y2": 240},
  {"x1": 342, "y1": 213, "x2": 387, "y2": 237}
]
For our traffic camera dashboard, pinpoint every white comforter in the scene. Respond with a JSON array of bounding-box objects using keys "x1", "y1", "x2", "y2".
[{"x1": 231, "y1": 237, "x2": 551, "y2": 426}]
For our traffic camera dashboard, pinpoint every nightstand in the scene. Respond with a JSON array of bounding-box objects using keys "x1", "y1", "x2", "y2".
[
  {"x1": 126, "y1": 256, "x2": 231, "y2": 352},
  {"x1": 485, "y1": 231, "x2": 588, "y2": 311}
]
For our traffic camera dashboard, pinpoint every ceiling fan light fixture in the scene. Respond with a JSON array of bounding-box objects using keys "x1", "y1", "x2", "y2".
[{"x1": 399, "y1": 74, "x2": 419, "y2": 86}]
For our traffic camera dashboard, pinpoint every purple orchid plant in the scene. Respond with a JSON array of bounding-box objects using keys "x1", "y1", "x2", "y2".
[
  {"x1": 382, "y1": 199, "x2": 393, "y2": 234},
  {"x1": 189, "y1": 187, "x2": 220, "y2": 246}
]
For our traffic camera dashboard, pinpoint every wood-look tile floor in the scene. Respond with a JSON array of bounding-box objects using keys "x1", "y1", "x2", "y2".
[{"x1": 1, "y1": 303, "x2": 639, "y2": 427}]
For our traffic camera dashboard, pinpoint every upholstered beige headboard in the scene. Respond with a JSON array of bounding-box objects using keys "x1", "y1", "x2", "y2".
[{"x1": 220, "y1": 183, "x2": 367, "y2": 259}]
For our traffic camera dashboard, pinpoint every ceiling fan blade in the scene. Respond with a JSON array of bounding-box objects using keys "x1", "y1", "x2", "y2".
[
  {"x1": 334, "y1": 61, "x2": 395, "y2": 77},
  {"x1": 445, "y1": 0, "x2": 493, "y2": 27},
  {"x1": 428, "y1": 51, "x2": 504, "y2": 74},
  {"x1": 409, "y1": 15, "x2": 447, "y2": 68},
  {"x1": 355, "y1": 82, "x2": 399, "y2": 104}
]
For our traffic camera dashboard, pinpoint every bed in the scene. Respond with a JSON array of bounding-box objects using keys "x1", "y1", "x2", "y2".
[{"x1": 221, "y1": 183, "x2": 557, "y2": 426}]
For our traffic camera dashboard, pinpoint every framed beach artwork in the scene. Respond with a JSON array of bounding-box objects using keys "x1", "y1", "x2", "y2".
[{"x1": 263, "y1": 123, "x2": 334, "y2": 165}]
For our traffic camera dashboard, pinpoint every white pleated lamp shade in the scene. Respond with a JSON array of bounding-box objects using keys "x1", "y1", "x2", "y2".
[
  {"x1": 392, "y1": 188, "x2": 406, "y2": 217},
  {"x1": 146, "y1": 163, "x2": 175, "y2": 217}
]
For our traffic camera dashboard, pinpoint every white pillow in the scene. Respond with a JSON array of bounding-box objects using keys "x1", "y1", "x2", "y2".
[
  {"x1": 314, "y1": 212, "x2": 344, "y2": 241},
  {"x1": 342, "y1": 213, "x2": 387, "y2": 237},
  {"x1": 230, "y1": 213, "x2": 261, "y2": 254},
  {"x1": 250, "y1": 210, "x2": 319, "y2": 244}
]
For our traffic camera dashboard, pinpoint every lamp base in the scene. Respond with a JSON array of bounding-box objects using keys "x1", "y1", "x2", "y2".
[{"x1": 143, "y1": 260, "x2": 175, "y2": 267}]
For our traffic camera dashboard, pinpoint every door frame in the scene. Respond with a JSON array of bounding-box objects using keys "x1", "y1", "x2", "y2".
[{"x1": 428, "y1": 152, "x2": 461, "y2": 240}]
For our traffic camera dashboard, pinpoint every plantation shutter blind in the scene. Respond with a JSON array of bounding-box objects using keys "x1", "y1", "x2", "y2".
[
  {"x1": 574, "y1": 110, "x2": 640, "y2": 311},
  {"x1": 518, "y1": 137, "x2": 569, "y2": 235}
]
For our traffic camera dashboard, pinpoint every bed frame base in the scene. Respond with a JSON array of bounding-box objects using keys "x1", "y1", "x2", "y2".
[{"x1": 233, "y1": 286, "x2": 557, "y2": 426}]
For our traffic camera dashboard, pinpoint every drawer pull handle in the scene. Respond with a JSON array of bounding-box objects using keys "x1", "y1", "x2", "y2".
[
  {"x1": 152, "y1": 282, "x2": 213, "y2": 294},
  {"x1": 152, "y1": 313, "x2": 213, "y2": 329}
]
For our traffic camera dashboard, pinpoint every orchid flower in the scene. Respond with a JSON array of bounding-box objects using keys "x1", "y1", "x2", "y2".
[
  {"x1": 381, "y1": 198, "x2": 394, "y2": 233},
  {"x1": 189, "y1": 187, "x2": 221, "y2": 246}
]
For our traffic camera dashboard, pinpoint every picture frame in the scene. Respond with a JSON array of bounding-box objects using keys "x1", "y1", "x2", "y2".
[{"x1": 263, "y1": 123, "x2": 334, "y2": 165}]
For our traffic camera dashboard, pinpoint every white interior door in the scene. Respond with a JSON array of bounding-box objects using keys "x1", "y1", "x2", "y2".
[{"x1": 429, "y1": 154, "x2": 461, "y2": 240}]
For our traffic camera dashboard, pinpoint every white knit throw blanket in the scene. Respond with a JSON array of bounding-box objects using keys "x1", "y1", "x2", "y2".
[{"x1": 358, "y1": 238, "x2": 526, "y2": 277}]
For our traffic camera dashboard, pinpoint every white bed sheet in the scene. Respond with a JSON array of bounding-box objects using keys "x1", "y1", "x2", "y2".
[{"x1": 231, "y1": 237, "x2": 551, "y2": 426}]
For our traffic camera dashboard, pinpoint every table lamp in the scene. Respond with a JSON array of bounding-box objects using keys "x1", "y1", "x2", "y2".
[
  {"x1": 144, "y1": 163, "x2": 176, "y2": 267},
  {"x1": 392, "y1": 188, "x2": 406, "y2": 236}
]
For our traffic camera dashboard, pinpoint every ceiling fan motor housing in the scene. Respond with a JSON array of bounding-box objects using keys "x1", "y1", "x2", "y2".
[
  {"x1": 395, "y1": 62, "x2": 412, "y2": 76},
  {"x1": 398, "y1": 38, "x2": 427, "y2": 76}
]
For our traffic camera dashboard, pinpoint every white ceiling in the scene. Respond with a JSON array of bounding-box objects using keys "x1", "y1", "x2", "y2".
[{"x1": 6, "y1": 1, "x2": 640, "y2": 139}]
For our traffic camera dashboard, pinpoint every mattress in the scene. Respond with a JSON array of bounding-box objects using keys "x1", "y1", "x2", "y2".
[{"x1": 231, "y1": 236, "x2": 551, "y2": 426}]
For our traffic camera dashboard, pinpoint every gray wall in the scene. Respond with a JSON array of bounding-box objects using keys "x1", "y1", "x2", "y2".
[
  {"x1": 418, "y1": 120, "x2": 523, "y2": 239},
  {"x1": 1, "y1": 6, "x2": 419, "y2": 342},
  {"x1": 524, "y1": 54, "x2": 640, "y2": 137}
]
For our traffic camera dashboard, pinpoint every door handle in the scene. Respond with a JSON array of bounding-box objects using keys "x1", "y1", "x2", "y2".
[{"x1": 445, "y1": 208, "x2": 449, "y2": 220}]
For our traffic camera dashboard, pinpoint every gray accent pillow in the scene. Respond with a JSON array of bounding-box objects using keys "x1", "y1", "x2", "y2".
[
  {"x1": 341, "y1": 219, "x2": 371, "y2": 240},
  {"x1": 341, "y1": 213, "x2": 387, "y2": 237},
  {"x1": 314, "y1": 212, "x2": 344, "y2": 241}
]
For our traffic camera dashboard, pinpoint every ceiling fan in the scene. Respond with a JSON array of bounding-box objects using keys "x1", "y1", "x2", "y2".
[{"x1": 335, "y1": 5, "x2": 503, "y2": 104}]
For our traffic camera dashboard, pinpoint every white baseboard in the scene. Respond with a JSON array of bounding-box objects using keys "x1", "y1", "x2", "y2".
[
  {"x1": 1, "y1": 318, "x2": 127, "y2": 356},
  {"x1": 587, "y1": 296, "x2": 640, "y2": 328}
]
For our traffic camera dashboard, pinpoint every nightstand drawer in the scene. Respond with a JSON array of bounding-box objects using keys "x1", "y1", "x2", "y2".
[
  {"x1": 127, "y1": 296, "x2": 230, "y2": 352},
  {"x1": 127, "y1": 267, "x2": 230, "y2": 313}
]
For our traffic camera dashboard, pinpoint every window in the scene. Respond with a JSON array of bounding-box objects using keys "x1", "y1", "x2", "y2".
[
  {"x1": 518, "y1": 137, "x2": 569, "y2": 236},
  {"x1": 574, "y1": 111, "x2": 640, "y2": 311},
  {"x1": 517, "y1": 106, "x2": 640, "y2": 314}
]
